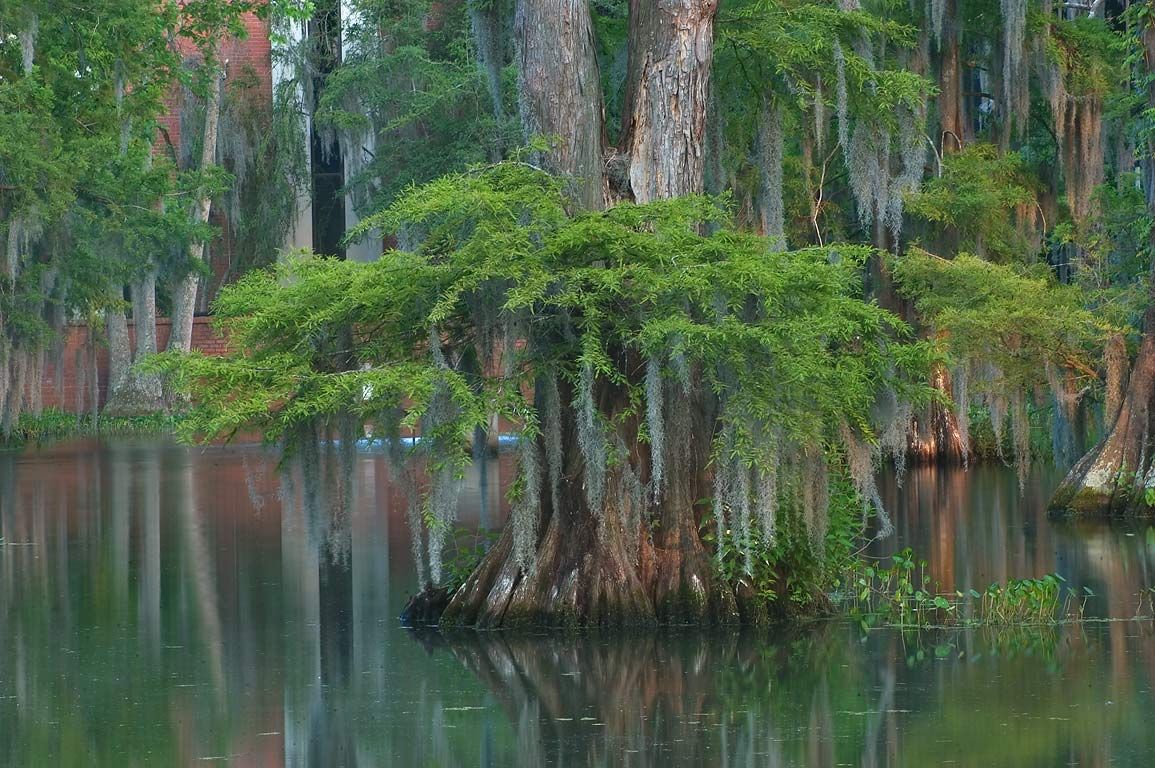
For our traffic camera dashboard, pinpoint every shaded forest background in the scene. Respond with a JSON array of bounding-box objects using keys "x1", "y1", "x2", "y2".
[{"x1": 4, "y1": 0, "x2": 1155, "y2": 519}]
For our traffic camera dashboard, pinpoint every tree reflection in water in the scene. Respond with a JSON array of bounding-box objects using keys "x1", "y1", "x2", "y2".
[{"x1": 2, "y1": 444, "x2": 1155, "y2": 766}]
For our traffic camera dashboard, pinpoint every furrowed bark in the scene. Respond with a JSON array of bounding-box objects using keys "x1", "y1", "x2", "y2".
[
  {"x1": 515, "y1": 0, "x2": 606, "y2": 211},
  {"x1": 105, "y1": 272, "x2": 164, "y2": 415},
  {"x1": 622, "y1": 0, "x2": 718, "y2": 202},
  {"x1": 130, "y1": 271, "x2": 164, "y2": 406},
  {"x1": 938, "y1": 0, "x2": 965, "y2": 155},
  {"x1": 105, "y1": 291, "x2": 132, "y2": 400},
  {"x1": 442, "y1": 378, "x2": 659, "y2": 628}
]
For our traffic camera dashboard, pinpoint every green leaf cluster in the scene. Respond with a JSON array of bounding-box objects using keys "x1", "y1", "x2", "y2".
[{"x1": 163, "y1": 162, "x2": 931, "y2": 470}]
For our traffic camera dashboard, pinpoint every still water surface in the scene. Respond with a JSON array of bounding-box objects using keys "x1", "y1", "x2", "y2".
[{"x1": 2, "y1": 440, "x2": 1155, "y2": 766}]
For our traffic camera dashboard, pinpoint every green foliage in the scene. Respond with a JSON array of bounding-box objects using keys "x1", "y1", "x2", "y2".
[
  {"x1": 1060, "y1": 176, "x2": 1153, "y2": 295},
  {"x1": 1047, "y1": 16, "x2": 1126, "y2": 100},
  {"x1": 703, "y1": 461, "x2": 869, "y2": 612},
  {"x1": 892, "y1": 248, "x2": 1116, "y2": 396},
  {"x1": 440, "y1": 525, "x2": 500, "y2": 594},
  {"x1": 315, "y1": 0, "x2": 519, "y2": 218},
  {"x1": 0, "y1": 0, "x2": 281, "y2": 431},
  {"x1": 837, "y1": 548, "x2": 1075, "y2": 628},
  {"x1": 164, "y1": 162, "x2": 925, "y2": 450},
  {"x1": 721, "y1": 0, "x2": 929, "y2": 120},
  {"x1": 905, "y1": 145, "x2": 1038, "y2": 262},
  {"x1": 158, "y1": 162, "x2": 929, "y2": 585},
  {"x1": 1, "y1": 407, "x2": 188, "y2": 448}
]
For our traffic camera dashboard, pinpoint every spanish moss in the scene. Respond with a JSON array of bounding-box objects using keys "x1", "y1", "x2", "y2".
[
  {"x1": 645, "y1": 356, "x2": 666, "y2": 500},
  {"x1": 834, "y1": 42, "x2": 850, "y2": 151},
  {"x1": 19, "y1": 13, "x2": 36, "y2": 75},
  {"x1": 512, "y1": 435, "x2": 541, "y2": 572},
  {"x1": 574, "y1": 363, "x2": 607, "y2": 516},
  {"x1": 758, "y1": 99, "x2": 786, "y2": 250}
]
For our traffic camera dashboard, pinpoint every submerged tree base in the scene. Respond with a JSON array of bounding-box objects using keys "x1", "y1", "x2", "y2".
[
  {"x1": 419, "y1": 518, "x2": 829, "y2": 630},
  {"x1": 1049, "y1": 317, "x2": 1155, "y2": 519}
]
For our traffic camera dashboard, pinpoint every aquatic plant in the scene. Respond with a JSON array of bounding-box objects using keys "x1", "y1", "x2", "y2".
[{"x1": 836, "y1": 547, "x2": 1083, "y2": 629}]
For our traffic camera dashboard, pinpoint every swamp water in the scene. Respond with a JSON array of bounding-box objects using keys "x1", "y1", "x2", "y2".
[{"x1": 2, "y1": 439, "x2": 1155, "y2": 766}]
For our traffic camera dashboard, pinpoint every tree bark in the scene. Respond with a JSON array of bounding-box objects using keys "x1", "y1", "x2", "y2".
[
  {"x1": 105, "y1": 272, "x2": 165, "y2": 415},
  {"x1": 937, "y1": 0, "x2": 965, "y2": 156},
  {"x1": 0, "y1": 348, "x2": 25, "y2": 436},
  {"x1": 131, "y1": 271, "x2": 164, "y2": 403},
  {"x1": 105, "y1": 296, "x2": 132, "y2": 398},
  {"x1": 441, "y1": 374, "x2": 738, "y2": 628},
  {"x1": 469, "y1": 0, "x2": 505, "y2": 128},
  {"x1": 622, "y1": 0, "x2": 718, "y2": 203},
  {"x1": 169, "y1": 63, "x2": 224, "y2": 354},
  {"x1": 515, "y1": 0, "x2": 606, "y2": 211},
  {"x1": 1050, "y1": 23, "x2": 1155, "y2": 517},
  {"x1": 909, "y1": 362, "x2": 967, "y2": 464}
]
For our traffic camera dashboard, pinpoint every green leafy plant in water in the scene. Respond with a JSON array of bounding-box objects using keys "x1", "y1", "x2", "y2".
[
  {"x1": 837, "y1": 547, "x2": 1081, "y2": 629},
  {"x1": 702, "y1": 466, "x2": 869, "y2": 614}
]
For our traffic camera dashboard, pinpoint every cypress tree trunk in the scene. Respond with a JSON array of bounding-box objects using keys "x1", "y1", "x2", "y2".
[
  {"x1": 105, "y1": 272, "x2": 164, "y2": 415},
  {"x1": 907, "y1": 0, "x2": 967, "y2": 464},
  {"x1": 441, "y1": 374, "x2": 737, "y2": 628},
  {"x1": 515, "y1": 0, "x2": 605, "y2": 211},
  {"x1": 1, "y1": 348, "x2": 26, "y2": 436},
  {"x1": 434, "y1": 0, "x2": 737, "y2": 628},
  {"x1": 1050, "y1": 22, "x2": 1155, "y2": 517},
  {"x1": 622, "y1": 0, "x2": 717, "y2": 203},
  {"x1": 105, "y1": 295, "x2": 132, "y2": 398},
  {"x1": 938, "y1": 0, "x2": 965, "y2": 155},
  {"x1": 130, "y1": 271, "x2": 163, "y2": 404},
  {"x1": 170, "y1": 63, "x2": 223, "y2": 355}
]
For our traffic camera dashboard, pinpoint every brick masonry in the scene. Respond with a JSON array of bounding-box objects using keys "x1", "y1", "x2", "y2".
[{"x1": 42, "y1": 317, "x2": 229, "y2": 414}]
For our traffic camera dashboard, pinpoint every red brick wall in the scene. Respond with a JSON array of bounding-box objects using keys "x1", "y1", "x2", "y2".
[{"x1": 41, "y1": 317, "x2": 229, "y2": 414}]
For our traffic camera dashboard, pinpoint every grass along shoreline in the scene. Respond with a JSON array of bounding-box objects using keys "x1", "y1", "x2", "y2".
[{"x1": 1, "y1": 407, "x2": 189, "y2": 448}]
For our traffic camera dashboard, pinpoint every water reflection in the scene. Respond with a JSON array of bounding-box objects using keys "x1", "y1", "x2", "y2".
[{"x1": 2, "y1": 444, "x2": 1155, "y2": 766}]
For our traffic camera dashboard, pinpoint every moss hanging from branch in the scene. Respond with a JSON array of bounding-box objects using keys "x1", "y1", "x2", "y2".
[
  {"x1": 512, "y1": 431, "x2": 542, "y2": 572},
  {"x1": 835, "y1": 42, "x2": 850, "y2": 151},
  {"x1": 886, "y1": 102, "x2": 929, "y2": 240},
  {"x1": 929, "y1": 0, "x2": 946, "y2": 48},
  {"x1": 846, "y1": 120, "x2": 891, "y2": 230},
  {"x1": 645, "y1": 356, "x2": 665, "y2": 500},
  {"x1": 575, "y1": 362, "x2": 608, "y2": 516},
  {"x1": 18, "y1": 12, "x2": 37, "y2": 75},
  {"x1": 755, "y1": 442, "x2": 779, "y2": 547},
  {"x1": 758, "y1": 99, "x2": 786, "y2": 250}
]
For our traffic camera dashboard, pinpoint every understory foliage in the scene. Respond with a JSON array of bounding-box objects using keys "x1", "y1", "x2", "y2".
[
  {"x1": 160, "y1": 162, "x2": 932, "y2": 587},
  {"x1": 892, "y1": 248, "x2": 1124, "y2": 479}
]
